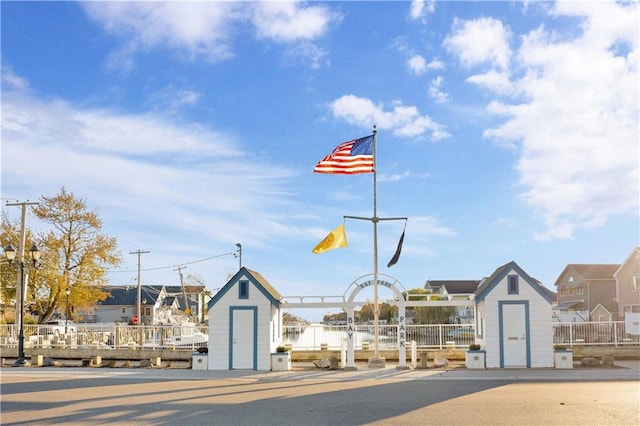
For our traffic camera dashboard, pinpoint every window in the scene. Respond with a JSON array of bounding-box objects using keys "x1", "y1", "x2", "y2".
[
  {"x1": 144, "y1": 307, "x2": 151, "y2": 316},
  {"x1": 239, "y1": 280, "x2": 249, "y2": 299},
  {"x1": 508, "y1": 275, "x2": 519, "y2": 294},
  {"x1": 121, "y1": 307, "x2": 126, "y2": 314},
  {"x1": 633, "y1": 274, "x2": 640, "y2": 291}
]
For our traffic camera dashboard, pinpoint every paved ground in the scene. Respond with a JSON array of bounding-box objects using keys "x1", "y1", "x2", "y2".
[{"x1": 1, "y1": 361, "x2": 638, "y2": 425}]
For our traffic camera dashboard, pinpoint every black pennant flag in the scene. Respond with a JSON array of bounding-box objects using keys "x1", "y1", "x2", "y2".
[{"x1": 387, "y1": 229, "x2": 405, "y2": 268}]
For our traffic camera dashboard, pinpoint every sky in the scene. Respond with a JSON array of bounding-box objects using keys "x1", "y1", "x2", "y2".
[{"x1": 1, "y1": 1, "x2": 638, "y2": 321}]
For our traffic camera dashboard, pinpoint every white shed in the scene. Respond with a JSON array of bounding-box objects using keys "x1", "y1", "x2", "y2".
[
  {"x1": 207, "y1": 267, "x2": 283, "y2": 370},
  {"x1": 474, "y1": 261, "x2": 554, "y2": 368}
]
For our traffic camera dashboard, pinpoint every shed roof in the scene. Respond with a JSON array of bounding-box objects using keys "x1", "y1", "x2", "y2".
[
  {"x1": 207, "y1": 267, "x2": 281, "y2": 309},
  {"x1": 475, "y1": 261, "x2": 554, "y2": 304}
]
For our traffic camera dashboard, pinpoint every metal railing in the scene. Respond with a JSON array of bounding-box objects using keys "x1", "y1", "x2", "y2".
[
  {"x1": 282, "y1": 324, "x2": 476, "y2": 350},
  {"x1": 1, "y1": 321, "x2": 638, "y2": 350},
  {"x1": 0, "y1": 323, "x2": 209, "y2": 351}
]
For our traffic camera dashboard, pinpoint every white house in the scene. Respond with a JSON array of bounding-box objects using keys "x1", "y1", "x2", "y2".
[
  {"x1": 474, "y1": 261, "x2": 554, "y2": 368},
  {"x1": 207, "y1": 267, "x2": 283, "y2": 370}
]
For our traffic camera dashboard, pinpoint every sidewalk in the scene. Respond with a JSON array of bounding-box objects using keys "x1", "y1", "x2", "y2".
[{"x1": 3, "y1": 360, "x2": 638, "y2": 382}]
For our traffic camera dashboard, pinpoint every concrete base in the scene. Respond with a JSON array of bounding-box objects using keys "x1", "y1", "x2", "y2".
[
  {"x1": 31, "y1": 354, "x2": 44, "y2": 366},
  {"x1": 367, "y1": 356, "x2": 386, "y2": 369},
  {"x1": 343, "y1": 366, "x2": 358, "y2": 371},
  {"x1": 395, "y1": 365, "x2": 410, "y2": 370}
]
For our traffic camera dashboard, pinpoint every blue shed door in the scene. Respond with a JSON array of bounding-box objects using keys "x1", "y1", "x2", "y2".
[
  {"x1": 501, "y1": 303, "x2": 528, "y2": 367},
  {"x1": 231, "y1": 309, "x2": 255, "y2": 369}
]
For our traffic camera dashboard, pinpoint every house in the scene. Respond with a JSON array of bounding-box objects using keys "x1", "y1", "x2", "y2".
[
  {"x1": 207, "y1": 267, "x2": 282, "y2": 370},
  {"x1": 163, "y1": 285, "x2": 209, "y2": 323},
  {"x1": 553, "y1": 264, "x2": 620, "y2": 321},
  {"x1": 424, "y1": 280, "x2": 479, "y2": 324},
  {"x1": 91, "y1": 285, "x2": 168, "y2": 324},
  {"x1": 614, "y1": 247, "x2": 640, "y2": 318},
  {"x1": 475, "y1": 261, "x2": 554, "y2": 368},
  {"x1": 88, "y1": 284, "x2": 210, "y2": 325}
]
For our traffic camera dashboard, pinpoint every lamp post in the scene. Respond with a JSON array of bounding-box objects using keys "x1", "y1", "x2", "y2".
[
  {"x1": 235, "y1": 243, "x2": 242, "y2": 270},
  {"x1": 3, "y1": 243, "x2": 41, "y2": 366},
  {"x1": 65, "y1": 287, "x2": 71, "y2": 334}
]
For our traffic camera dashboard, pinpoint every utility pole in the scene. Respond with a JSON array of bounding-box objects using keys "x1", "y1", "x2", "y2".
[
  {"x1": 174, "y1": 265, "x2": 190, "y2": 316},
  {"x1": 129, "y1": 249, "x2": 150, "y2": 325},
  {"x1": 6, "y1": 201, "x2": 39, "y2": 324}
]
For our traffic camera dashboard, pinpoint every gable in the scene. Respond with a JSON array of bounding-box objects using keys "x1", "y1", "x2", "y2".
[
  {"x1": 555, "y1": 264, "x2": 620, "y2": 287},
  {"x1": 614, "y1": 247, "x2": 640, "y2": 278},
  {"x1": 475, "y1": 261, "x2": 553, "y2": 304},
  {"x1": 208, "y1": 267, "x2": 281, "y2": 310}
]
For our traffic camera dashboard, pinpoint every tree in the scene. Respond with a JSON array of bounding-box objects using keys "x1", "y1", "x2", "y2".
[
  {"x1": 23, "y1": 187, "x2": 122, "y2": 323},
  {"x1": 404, "y1": 288, "x2": 455, "y2": 324},
  {"x1": 0, "y1": 212, "x2": 37, "y2": 322}
]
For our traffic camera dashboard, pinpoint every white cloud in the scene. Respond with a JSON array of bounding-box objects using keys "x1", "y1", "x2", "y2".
[
  {"x1": 251, "y1": 1, "x2": 334, "y2": 42},
  {"x1": 83, "y1": 2, "x2": 239, "y2": 64},
  {"x1": 409, "y1": 0, "x2": 435, "y2": 21},
  {"x1": 1, "y1": 80, "x2": 305, "y2": 254},
  {"x1": 480, "y1": 1, "x2": 639, "y2": 240},
  {"x1": 378, "y1": 171, "x2": 411, "y2": 183},
  {"x1": 426, "y1": 58, "x2": 446, "y2": 71},
  {"x1": 82, "y1": 1, "x2": 334, "y2": 69},
  {"x1": 147, "y1": 85, "x2": 201, "y2": 115},
  {"x1": 444, "y1": 17, "x2": 512, "y2": 70},
  {"x1": 330, "y1": 95, "x2": 450, "y2": 140},
  {"x1": 408, "y1": 55, "x2": 427, "y2": 75},
  {"x1": 427, "y1": 76, "x2": 450, "y2": 104}
]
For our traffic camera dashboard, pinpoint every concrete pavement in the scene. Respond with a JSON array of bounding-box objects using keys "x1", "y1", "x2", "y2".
[
  {"x1": 2, "y1": 362, "x2": 638, "y2": 425},
  {"x1": 2, "y1": 359, "x2": 638, "y2": 382}
]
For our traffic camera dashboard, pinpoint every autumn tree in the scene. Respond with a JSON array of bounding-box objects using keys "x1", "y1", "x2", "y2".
[
  {"x1": 1, "y1": 213, "x2": 38, "y2": 323},
  {"x1": 24, "y1": 187, "x2": 122, "y2": 323}
]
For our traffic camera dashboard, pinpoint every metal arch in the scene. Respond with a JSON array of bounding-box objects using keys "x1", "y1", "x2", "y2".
[{"x1": 344, "y1": 273, "x2": 406, "y2": 303}]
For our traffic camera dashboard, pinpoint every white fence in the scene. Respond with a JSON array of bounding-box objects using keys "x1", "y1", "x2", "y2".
[
  {"x1": 0, "y1": 321, "x2": 638, "y2": 350},
  {"x1": 0, "y1": 323, "x2": 209, "y2": 351}
]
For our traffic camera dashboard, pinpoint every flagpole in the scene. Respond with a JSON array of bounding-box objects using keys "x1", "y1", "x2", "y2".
[{"x1": 370, "y1": 125, "x2": 384, "y2": 367}]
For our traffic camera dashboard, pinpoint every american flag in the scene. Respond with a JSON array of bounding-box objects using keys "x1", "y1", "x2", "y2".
[{"x1": 314, "y1": 135, "x2": 374, "y2": 174}]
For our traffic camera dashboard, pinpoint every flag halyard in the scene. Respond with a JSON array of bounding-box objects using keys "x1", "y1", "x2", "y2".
[{"x1": 314, "y1": 135, "x2": 374, "y2": 174}]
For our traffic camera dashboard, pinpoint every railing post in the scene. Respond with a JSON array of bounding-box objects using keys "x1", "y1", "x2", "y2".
[{"x1": 569, "y1": 323, "x2": 574, "y2": 347}]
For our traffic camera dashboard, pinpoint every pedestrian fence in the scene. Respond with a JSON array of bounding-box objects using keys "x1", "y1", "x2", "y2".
[{"x1": 0, "y1": 321, "x2": 638, "y2": 350}]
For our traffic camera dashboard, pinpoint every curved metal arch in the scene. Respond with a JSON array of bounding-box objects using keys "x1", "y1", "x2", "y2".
[{"x1": 344, "y1": 273, "x2": 406, "y2": 303}]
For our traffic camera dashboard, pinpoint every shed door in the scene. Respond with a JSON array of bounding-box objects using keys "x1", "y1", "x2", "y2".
[
  {"x1": 502, "y1": 303, "x2": 528, "y2": 367},
  {"x1": 231, "y1": 309, "x2": 255, "y2": 369}
]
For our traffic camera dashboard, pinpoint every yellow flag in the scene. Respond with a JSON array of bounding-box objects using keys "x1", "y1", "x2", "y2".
[{"x1": 312, "y1": 224, "x2": 348, "y2": 254}]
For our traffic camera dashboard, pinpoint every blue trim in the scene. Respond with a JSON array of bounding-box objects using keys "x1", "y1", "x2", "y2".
[
  {"x1": 508, "y1": 275, "x2": 519, "y2": 295},
  {"x1": 498, "y1": 300, "x2": 531, "y2": 368},
  {"x1": 208, "y1": 267, "x2": 280, "y2": 310},
  {"x1": 239, "y1": 281, "x2": 249, "y2": 299},
  {"x1": 228, "y1": 306, "x2": 258, "y2": 370},
  {"x1": 476, "y1": 262, "x2": 553, "y2": 304}
]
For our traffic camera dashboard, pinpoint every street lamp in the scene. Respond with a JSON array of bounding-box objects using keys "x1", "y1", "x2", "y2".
[
  {"x1": 235, "y1": 243, "x2": 242, "y2": 270},
  {"x1": 65, "y1": 287, "x2": 71, "y2": 334},
  {"x1": 3, "y1": 243, "x2": 41, "y2": 366}
]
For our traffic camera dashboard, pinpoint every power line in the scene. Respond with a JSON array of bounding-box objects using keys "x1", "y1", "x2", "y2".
[{"x1": 107, "y1": 252, "x2": 235, "y2": 274}]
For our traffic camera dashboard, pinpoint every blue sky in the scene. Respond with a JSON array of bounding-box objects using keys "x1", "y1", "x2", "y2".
[{"x1": 2, "y1": 1, "x2": 638, "y2": 320}]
